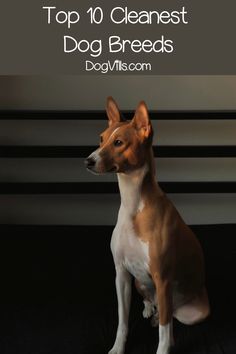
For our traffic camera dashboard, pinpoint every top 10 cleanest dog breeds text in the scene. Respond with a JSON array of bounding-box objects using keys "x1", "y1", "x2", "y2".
[{"x1": 85, "y1": 97, "x2": 210, "y2": 354}]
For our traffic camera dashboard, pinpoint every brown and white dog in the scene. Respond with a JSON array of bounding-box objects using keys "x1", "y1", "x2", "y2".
[{"x1": 85, "y1": 97, "x2": 210, "y2": 354}]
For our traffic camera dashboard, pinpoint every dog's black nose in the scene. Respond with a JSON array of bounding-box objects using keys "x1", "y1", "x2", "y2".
[{"x1": 85, "y1": 157, "x2": 96, "y2": 168}]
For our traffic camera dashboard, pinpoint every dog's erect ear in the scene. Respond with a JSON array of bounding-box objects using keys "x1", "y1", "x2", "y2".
[
  {"x1": 106, "y1": 97, "x2": 122, "y2": 127},
  {"x1": 132, "y1": 101, "x2": 152, "y2": 139}
]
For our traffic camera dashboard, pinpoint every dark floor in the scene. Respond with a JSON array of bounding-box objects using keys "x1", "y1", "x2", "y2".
[{"x1": 0, "y1": 225, "x2": 235, "y2": 354}]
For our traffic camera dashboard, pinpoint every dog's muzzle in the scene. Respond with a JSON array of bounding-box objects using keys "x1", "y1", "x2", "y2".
[{"x1": 84, "y1": 156, "x2": 96, "y2": 170}]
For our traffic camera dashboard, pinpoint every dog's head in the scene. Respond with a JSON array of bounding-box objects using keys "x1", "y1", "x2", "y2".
[{"x1": 85, "y1": 97, "x2": 153, "y2": 174}]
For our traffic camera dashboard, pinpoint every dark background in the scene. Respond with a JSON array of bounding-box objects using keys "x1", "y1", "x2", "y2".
[{"x1": 0, "y1": 224, "x2": 236, "y2": 354}]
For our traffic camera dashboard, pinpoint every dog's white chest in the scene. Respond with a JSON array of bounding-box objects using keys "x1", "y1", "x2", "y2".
[{"x1": 111, "y1": 216, "x2": 152, "y2": 286}]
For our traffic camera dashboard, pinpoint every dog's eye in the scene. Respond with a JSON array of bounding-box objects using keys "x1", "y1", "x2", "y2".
[
  {"x1": 114, "y1": 139, "x2": 123, "y2": 147},
  {"x1": 100, "y1": 136, "x2": 103, "y2": 143}
]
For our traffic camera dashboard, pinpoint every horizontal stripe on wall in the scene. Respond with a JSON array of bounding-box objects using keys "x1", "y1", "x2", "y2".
[
  {"x1": 1, "y1": 111, "x2": 235, "y2": 226},
  {"x1": 1, "y1": 182, "x2": 236, "y2": 194},
  {"x1": 1, "y1": 120, "x2": 236, "y2": 146},
  {"x1": 1, "y1": 111, "x2": 236, "y2": 120},
  {"x1": 0, "y1": 194, "x2": 235, "y2": 225},
  {"x1": 2, "y1": 146, "x2": 236, "y2": 158},
  {"x1": 1, "y1": 158, "x2": 235, "y2": 183}
]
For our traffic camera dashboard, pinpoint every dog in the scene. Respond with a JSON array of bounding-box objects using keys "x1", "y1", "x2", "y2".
[{"x1": 85, "y1": 97, "x2": 210, "y2": 354}]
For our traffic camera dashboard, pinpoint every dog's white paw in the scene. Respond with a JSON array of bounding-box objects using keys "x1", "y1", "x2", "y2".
[
  {"x1": 156, "y1": 343, "x2": 172, "y2": 354},
  {"x1": 142, "y1": 300, "x2": 155, "y2": 318},
  {"x1": 108, "y1": 346, "x2": 124, "y2": 354}
]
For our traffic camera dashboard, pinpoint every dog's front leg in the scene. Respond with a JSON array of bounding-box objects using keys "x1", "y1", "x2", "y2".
[
  {"x1": 109, "y1": 266, "x2": 132, "y2": 354},
  {"x1": 154, "y1": 276, "x2": 174, "y2": 354}
]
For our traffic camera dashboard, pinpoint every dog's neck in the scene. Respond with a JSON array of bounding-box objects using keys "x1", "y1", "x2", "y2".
[{"x1": 117, "y1": 148, "x2": 159, "y2": 216}]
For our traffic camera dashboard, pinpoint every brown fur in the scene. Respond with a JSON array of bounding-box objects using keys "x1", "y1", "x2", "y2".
[{"x1": 132, "y1": 148, "x2": 207, "y2": 325}]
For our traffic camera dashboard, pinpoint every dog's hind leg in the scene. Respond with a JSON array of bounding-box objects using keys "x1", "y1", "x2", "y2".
[{"x1": 174, "y1": 287, "x2": 210, "y2": 325}]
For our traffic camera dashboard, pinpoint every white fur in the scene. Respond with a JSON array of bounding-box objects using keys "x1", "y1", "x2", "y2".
[
  {"x1": 138, "y1": 198, "x2": 145, "y2": 213},
  {"x1": 87, "y1": 148, "x2": 100, "y2": 162},
  {"x1": 109, "y1": 165, "x2": 155, "y2": 354},
  {"x1": 86, "y1": 148, "x2": 102, "y2": 174},
  {"x1": 157, "y1": 322, "x2": 174, "y2": 354},
  {"x1": 109, "y1": 164, "x2": 175, "y2": 354},
  {"x1": 108, "y1": 268, "x2": 131, "y2": 354},
  {"x1": 143, "y1": 300, "x2": 155, "y2": 318},
  {"x1": 117, "y1": 164, "x2": 148, "y2": 215},
  {"x1": 111, "y1": 164, "x2": 151, "y2": 286}
]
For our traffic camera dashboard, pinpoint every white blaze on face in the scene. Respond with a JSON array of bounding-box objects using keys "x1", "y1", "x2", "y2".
[
  {"x1": 88, "y1": 127, "x2": 121, "y2": 174},
  {"x1": 87, "y1": 148, "x2": 100, "y2": 162},
  {"x1": 98, "y1": 126, "x2": 123, "y2": 158},
  {"x1": 106, "y1": 127, "x2": 122, "y2": 145}
]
